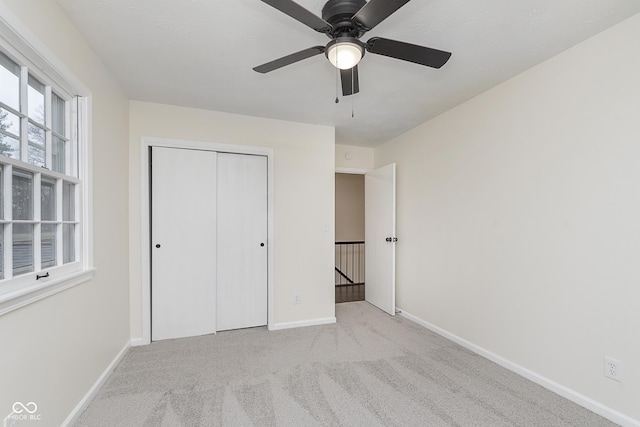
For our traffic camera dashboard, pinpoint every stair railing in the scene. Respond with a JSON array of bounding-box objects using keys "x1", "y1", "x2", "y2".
[{"x1": 335, "y1": 241, "x2": 365, "y2": 287}]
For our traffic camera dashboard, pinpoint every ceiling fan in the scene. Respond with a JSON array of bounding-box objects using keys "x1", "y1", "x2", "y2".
[{"x1": 253, "y1": 0, "x2": 452, "y2": 96}]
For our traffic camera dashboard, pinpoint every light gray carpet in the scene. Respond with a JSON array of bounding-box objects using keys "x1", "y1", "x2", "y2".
[{"x1": 75, "y1": 302, "x2": 616, "y2": 426}]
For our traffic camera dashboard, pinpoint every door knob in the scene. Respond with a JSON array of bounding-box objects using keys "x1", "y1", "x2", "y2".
[
  {"x1": 155, "y1": 244, "x2": 161, "y2": 248},
  {"x1": 386, "y1": 237, "x2": 392, "y2": 242},
  {"x1": 260, "y1": 243, "x2": 265, "y2": 247}
]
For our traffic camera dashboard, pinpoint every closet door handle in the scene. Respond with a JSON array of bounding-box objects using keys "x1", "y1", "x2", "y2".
[{"x1": 260, "y1": 243, "x2": 265, "y2": 247}]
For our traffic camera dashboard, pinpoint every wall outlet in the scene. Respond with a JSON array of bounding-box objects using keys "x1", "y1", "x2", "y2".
[
  {"x1": 293, "y1": 293, "x2": 301, "y2": 305},
  {"x1": 604, "y1": 357, "x2": 622, "y2": 382}
]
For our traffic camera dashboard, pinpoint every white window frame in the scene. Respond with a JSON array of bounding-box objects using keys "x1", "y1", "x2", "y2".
[{"x1": 0, "y1": 4, "x2": 94, "y2": 316}]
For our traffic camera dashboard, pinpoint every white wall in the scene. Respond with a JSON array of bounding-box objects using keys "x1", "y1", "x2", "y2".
[
  {"x1": 376, "y1": 13, "x2": 640, "y2": 422},
  {"x1": 129, "y1": 101, "x2": 335, "y2": 335},
  {"x1": 0, "y1": 0, "x2": 130, "y2": 425},
  {"x1": 336, "y1": 144, "x2": 373, "y2": 170},
  {"x1": 335, "y1": 173, "x2": 364, "y2": 242}
]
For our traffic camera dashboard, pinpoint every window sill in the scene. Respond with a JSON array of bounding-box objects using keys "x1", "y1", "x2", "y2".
[{"x1": 0, "y1": 268, "x2": 95, "y2": 316}]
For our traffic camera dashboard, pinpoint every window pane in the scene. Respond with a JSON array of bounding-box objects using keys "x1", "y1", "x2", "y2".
[
  {"x1": 0, "y1": 107, "x2": 20, "y2": 136},
  {"x1": 28, "y1": 75, "x2": 45, "y2": 125},
  {"x1": 52, "y1": 93, "x2": 65, "y2": 135},
  {"x1": 28, "y1": 122, "x2": 45, "y2": 145},
  {"x1": 28, "y1": 145, "x2": 45, "y2": 167},
  {"x1": 42, "y1": 224, "x2": 57, "y2": 268},
  {"x1": 13, "y1": 223, "x2": 33, "y2": 275},
  {"x1": 63, "y1": 182, "x2": 74, "y2": 221},
  {"x1": 0, "y1": 133, "x2": 20, "y2": 159},
  {"x1": 28, "y1": 123, "x2": 46, "y2": 167},
  {"x1": 13, "y1": 170, "x2": 33, "y2": 220},
  {"x1": 0, "y1": 51, "x2": 20, "y2": 110},
  {"x1": 53, "y1": 136, "x2": 66, "y2": 173},
  {"x1": 0, "y1": 134, "x2": 20, "y2": 159},
  {"x1": 0, "y1": 165, "x2": 3, "y2": 220},
  {"x1": 0, "y1": 225, "x2": 3, "y2": 280},
  {"x1": 63, "y1": 223, "x2": 74, "y2": 263},
  {"x1": 41, "y1": 177, "x2": 56, "y2": 221},
  {"x1": 0, "y1": 108, "x2": 21, "y2": 160}
]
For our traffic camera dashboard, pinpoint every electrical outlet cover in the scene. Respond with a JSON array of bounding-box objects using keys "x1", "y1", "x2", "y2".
[{"x1": 604, "y1": 357, "x2": 622, "y2": 382}]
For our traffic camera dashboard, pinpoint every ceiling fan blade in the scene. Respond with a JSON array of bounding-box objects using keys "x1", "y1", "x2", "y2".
[
  {"x1": 352, "y1": 0, "x2": 411, "y2": 31},
  {"x1": 253, "y1": 46, "x2": 325, "y2": 73},
  {"x1": 259, "y1": 0, "x2": 332, "y2": 33},
  {"x1": 340, "y1": 65, "x2": 360, "y2": 96},
  {"x1": 366, "y1": 37, "x2": 451, "y2": 68}
]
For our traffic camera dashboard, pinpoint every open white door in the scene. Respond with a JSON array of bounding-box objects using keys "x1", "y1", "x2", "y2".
[
  {"x1": 365, "y1": 163, "x2": 396, "y2": 315},
  {"x1": 151, "y1": 147, "x2": 218, "y2": 341}
]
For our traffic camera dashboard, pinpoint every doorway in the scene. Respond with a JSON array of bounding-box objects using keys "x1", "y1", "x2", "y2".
[
  {"x1": 335, "y1": 164, "x2": 397, "y2": 315},
  {"x1": 335, "y1": 173, "x2": 365, "y2": 303}
]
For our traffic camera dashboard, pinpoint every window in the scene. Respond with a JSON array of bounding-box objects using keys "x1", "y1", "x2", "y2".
[{"x1": 0, "y1": 25, "x2": 91, "y2": 314}]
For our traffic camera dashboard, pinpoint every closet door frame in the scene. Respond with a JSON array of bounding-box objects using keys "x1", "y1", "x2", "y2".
[{"x1": 139, "y1": 136, "x2": 274, "y2": 345}]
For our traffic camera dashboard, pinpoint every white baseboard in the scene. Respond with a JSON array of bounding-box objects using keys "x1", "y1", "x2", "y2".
[
  {"x1": 269, "y1": 316, "x2": 336, "y2": 331},
  {"x1": 61, "y1": 340, "x2": 131, "y2": 426},
  {"x1": 397, "y1": 308, "x2": 640, "y2": 427},
  {"x1": 130, "y1": 337, "x2": 144, "y2": 347}
]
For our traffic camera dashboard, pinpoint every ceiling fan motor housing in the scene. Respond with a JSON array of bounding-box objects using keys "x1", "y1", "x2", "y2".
[{"x1": 322, "y1": 0, "x2": 367, "y2": 37}]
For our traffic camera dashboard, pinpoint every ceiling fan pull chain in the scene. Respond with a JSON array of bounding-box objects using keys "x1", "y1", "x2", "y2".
[
  {"x1": 351, "y1": 70, "x2": 355, "y2": 118},
  {"x1": 335, "y1": 61, "x2": 340, "y2": 103}
]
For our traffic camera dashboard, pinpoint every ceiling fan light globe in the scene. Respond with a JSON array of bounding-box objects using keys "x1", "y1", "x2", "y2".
[{"x1": 327, "y1": 42, "x2": 363, "y2": 70}]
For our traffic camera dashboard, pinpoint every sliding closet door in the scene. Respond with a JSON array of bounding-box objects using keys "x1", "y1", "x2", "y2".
[
  {"x1": 151, "y1": 147, "x2": 218, "y2": 341},
  {"x1": 216, "y1": 153, "x2": 268, "y2": 331}
]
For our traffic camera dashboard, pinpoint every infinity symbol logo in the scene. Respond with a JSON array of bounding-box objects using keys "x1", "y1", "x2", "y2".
[{"x1": 12, "y1": 401, "x2": 38, "y2": 414}]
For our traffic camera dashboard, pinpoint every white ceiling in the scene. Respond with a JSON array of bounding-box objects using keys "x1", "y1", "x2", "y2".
[{"x1": 55, "y1": 0, "x2": 640, "y2": 147}]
